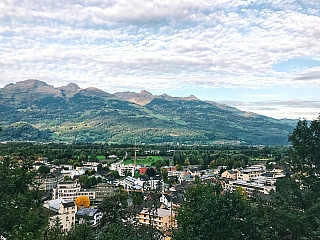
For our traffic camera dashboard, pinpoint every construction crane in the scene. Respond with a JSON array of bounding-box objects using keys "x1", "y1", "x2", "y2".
[{"x1": 134, "y1": 149, "x2": 139, "y2": 167}]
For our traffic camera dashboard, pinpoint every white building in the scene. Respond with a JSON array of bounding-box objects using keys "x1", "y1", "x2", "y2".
[
  {"x1": 123, "y1": 176, "x2": 163, "y2": 191},
  {"x1": 225, "y1": 179, "x2": 276, "y2": 196},
  {"x1": 43, "y1": 199, "x2": 76, "y2": 232},
  {"x1": 75, "y1": 207, "x2": 103, "y2": 227},
  {"x1": 61, "y1": 169, "x2": 86, "y2": 179},
  {"x1": 238, "y1": 165, "x2": 266, "y2": 181},
  {"x1": 37, "y1": 170, "x2": 64, "y2": 191},
  {"x1": 53, "y1": 181, "x2": 96, "y2": 201},
  {"x1": 110, "y1": 163, "x2": 134, "y2": 177},
  {"x1": 53, "y1": 181, "x2": 119, "y2": 205},
  {"x1": 167, "y1": 170, "x2": 184, "y2": 178}
]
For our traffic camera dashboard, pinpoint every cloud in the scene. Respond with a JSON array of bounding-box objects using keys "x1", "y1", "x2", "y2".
[
  {"x1": 219, "y1": 99, "x2": 320, "y2": 119},
  {"x1": 0, "y1": 0, "x2": 320, "y2": 120}
]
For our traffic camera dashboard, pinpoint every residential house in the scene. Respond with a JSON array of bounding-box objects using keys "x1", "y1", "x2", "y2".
[
  {"x1": 139, "y1": 167, "x2": 156, "y2": 175},
  {"x1": 221, "y1": 169, "x2": 239, "y2": 180},
  {"x1": 159, "y1": 194, "x2": 183, "y2": 214},
  {"x1": 75, "y1": 207, "x2": 103, "y2": 227},
  {"x1": 161, "y1": 166, "x2": 176, "y2": 172},
  {"x1": 167, "y1": 170, "x2": 183, "y2": 178},
  {"x1": 37, "y1": 170, "x2": 64, "y2": 191},
  {"x1": 33, "y1": 161, "x2": 45, "y2": 170},
  {"x1": 238, "y1": 165, "x2": 266, "y2": 181}
]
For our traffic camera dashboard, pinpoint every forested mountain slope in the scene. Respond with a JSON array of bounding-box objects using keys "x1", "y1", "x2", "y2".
[{"x1": 0, "y1": 79, "x2": 294, "y2": 145}]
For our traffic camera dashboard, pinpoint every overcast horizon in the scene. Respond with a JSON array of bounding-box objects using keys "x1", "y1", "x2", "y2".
[{"x1": 1, "y1": 0, "x2": 320, "y2": 120}]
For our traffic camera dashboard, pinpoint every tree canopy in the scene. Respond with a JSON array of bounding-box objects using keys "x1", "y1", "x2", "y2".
[
  {"x1": 0, "y1": 157, "x2": 47, "y2": 239},
  {"x1": 75, "y1": 196, "x2": 90, "y2": 209},
  {"x1": 288, "y1": 116, "x2": 320, "y2": 192}
]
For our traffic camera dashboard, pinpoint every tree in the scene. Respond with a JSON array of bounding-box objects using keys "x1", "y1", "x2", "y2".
[
  {"x1": 161, "y1": 169, "x2": 168, "y2": 182},
  {"x1": 38, "y1": 165, "x2": 50, "y2": 174},
  {"x1": 79, "y1": 175, "x2": 88, "y2": 186},
  {"x1": 84, "y1": 178, "x2": 92, "y2": 188},
  {"x1": 111, "y1": 170, "x2": 120, "y2": 179},
  {"x1": 91, "y1": 176, "x2": 98, "y2": 186},
  {"x1": 75, "y1": 196, "x2": 90, "y2": 209},
  {"x1": 173, "y1": 183, "x2": 254, "y2": 240},
  {"x1": 288, "y1": 116, "x2": 320, "y2": 192},
  {"x1": 96, "y1": 176, "x2": 103, "y2": 184},
  {"x1": 0, "y1": 157, "x2": 47, "y2": 239},
  {"x1": 145, "y1": 167, "x2": 156, "y2": 177},
  {"x1": 62, "y1": 224, "x2": 94, "y2": 240},
  {"x1": 176, "y1": 164, "x2": 183, "y2": 171},
  {"x1": 132, "y1": 193, "x2": 143, "y2": 206},
  {"x1": 42, "y1": 217, "x2": 65, "y2": 240}
]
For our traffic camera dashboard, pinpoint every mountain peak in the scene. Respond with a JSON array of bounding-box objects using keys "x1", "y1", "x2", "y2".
[
  {"x1": 186, "y1": 94, "x2": 199, "y2": 100},
  {"x1": 85, "y1": 87, "x2": 103, "y2": 92},
  {"x1": 140, "y1": 90, "x2": 153, "y2": 96},
  {"x1": 114, "y1": 90, "x2": 155, "y2": 106},
  {"x1": 58, "y1": 83, "x2": 80, "y2": 98},
  {"x1": 65, "y1": 83, "x2": 79, "y2": 91},
  {"x1": 5, "y1": 79, "x2": 49, "y2": 89}
]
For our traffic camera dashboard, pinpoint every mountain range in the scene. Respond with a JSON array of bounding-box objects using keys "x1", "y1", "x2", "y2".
[{"x1": 0, "y1": 79, "x2": 297, "y2": 145}]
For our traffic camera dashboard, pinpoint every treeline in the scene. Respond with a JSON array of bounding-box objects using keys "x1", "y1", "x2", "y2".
[{"x1": 0, "y1": 141, "x2": 288, "y2": 160}]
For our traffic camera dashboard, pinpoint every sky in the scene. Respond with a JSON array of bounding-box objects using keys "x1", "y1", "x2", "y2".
[{"x1": 0, "y1": 0, "x2": 320, "y2": 120}]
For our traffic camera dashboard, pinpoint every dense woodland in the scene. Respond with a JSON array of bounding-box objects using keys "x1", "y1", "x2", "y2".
[{"x1": 1, "y1": 117, "x2": 320, "y2": 239}]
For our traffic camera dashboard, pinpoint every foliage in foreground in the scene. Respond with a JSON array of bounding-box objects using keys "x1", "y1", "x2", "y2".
[
  {"x1": 0, "y1": 157, "x2": 47, "y2": 240},
  {"x1": 173, "y1": 116, "x2": 320, "y2": 240}
]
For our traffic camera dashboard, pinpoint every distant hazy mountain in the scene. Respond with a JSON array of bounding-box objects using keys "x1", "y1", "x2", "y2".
[{"x1": 0, "y1": 79, "x2": 296, "y2": 145}]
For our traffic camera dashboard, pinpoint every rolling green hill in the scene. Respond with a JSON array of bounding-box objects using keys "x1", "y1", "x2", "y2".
[{"x1": 0, "y1": 79, "x2": 295, "y2": 145}]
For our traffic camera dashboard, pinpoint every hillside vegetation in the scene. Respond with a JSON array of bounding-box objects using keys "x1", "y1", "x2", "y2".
[{"x1": 0, "y1": 79, "x2": 294, "y2": 145}]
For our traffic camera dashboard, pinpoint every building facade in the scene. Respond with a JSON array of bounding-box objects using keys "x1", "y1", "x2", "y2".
[
  {"x1": 137, "y1": 208, "x2": 176, "y2": 232},
  {"x1": 52, "y1": 181, "x2": 96, "y2": 201},
  {"x1": 43, "y1": 199, "x2": 76, "y2": 232}
]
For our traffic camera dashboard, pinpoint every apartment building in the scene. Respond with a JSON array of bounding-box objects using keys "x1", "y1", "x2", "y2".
[
  {"x1": 237, "y1": 165, "x2": 266, "y2": 181},
  {"x1": 52, "y1": 181, "x2": 96, "y2": 201},
  {"x1": 225, "y1": 179, "x2": 276, "y2": 196},
  {"x1": 137, "y1": 208, "x2": 176, "y2": 231},
  {"x1": 43, "y1": 199, "x2": 76, "y2": 232},
  {"x1": 110, "y1": 163, "x2": 135, "y2": 176}
]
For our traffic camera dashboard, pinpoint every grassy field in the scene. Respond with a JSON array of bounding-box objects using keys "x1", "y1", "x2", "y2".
[{"x1": 123, "y1": 156, "x2": 164, "y2": 166}]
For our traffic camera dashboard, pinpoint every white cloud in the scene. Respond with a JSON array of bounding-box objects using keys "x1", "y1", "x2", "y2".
[
  {"x1": 219, "y1": 99, "x2": 320, "y2": 119},
  {"x1": 0, "y1": 0, "x2": 320, "y2": 119}
]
